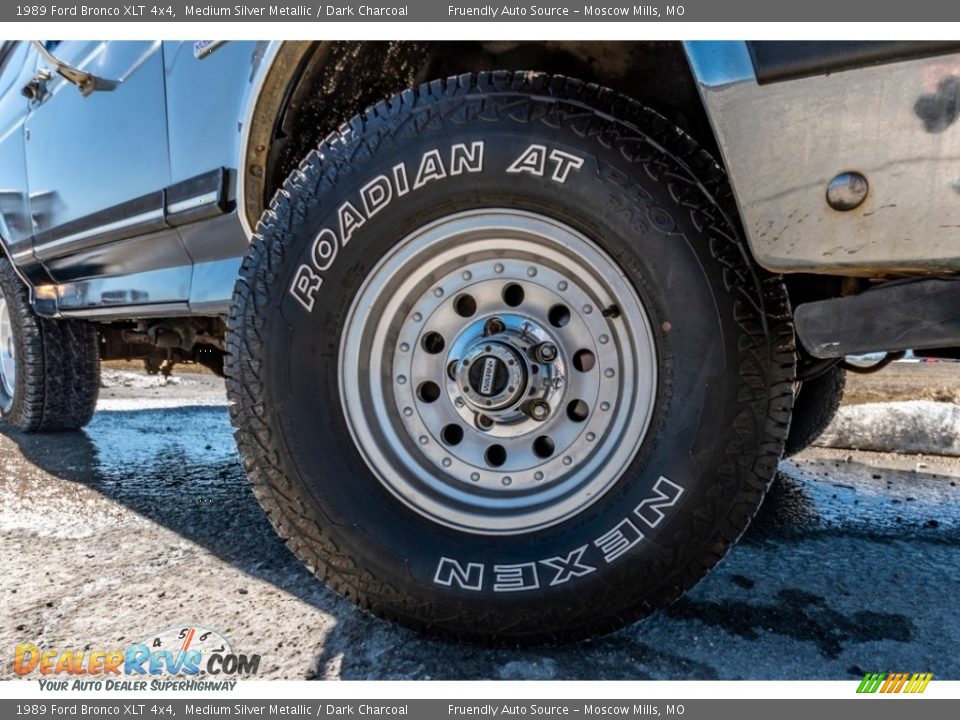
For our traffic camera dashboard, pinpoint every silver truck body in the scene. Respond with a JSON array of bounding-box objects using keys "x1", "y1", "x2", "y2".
[{"x1": 1, "y1": 40, "x2": 959, "y2": 320}]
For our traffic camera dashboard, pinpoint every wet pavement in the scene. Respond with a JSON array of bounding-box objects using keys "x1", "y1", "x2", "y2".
[{"x1": 1, "y1": 371, "x2": 958, "y2": 680}]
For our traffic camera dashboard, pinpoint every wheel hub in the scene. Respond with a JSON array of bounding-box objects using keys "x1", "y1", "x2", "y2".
[
  {"x1": 445, "y1": 313, "x2": 566, "y2": 437},
  {"x1": 340, "y1": 209, "x2": 658, "y2": 534},
  {"x1": 459, "y1": 340, "x2": 525, "y2": 411}
]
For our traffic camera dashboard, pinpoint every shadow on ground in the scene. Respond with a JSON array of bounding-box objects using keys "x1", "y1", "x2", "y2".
[{"x1": 3, "y1": 404, "x2": 958, "y2": 680}]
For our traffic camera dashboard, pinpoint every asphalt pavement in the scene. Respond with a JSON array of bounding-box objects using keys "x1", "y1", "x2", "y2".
[{"x1": 1, "y1": 369, "x2": 958, "y2": 680}]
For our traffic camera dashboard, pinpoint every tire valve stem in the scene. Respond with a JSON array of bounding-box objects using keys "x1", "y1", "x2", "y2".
[{"x1": 601, "y1": 304, "x2": 621, "y2": 318}]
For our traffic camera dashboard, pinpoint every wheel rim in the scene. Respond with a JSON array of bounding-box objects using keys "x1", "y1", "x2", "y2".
[
  {"x1": 339, "y1": 209, "x2": 657, "y2": 535},
  {"x1": 0, "y1": 294, "x2": 16, "y2": 403}
]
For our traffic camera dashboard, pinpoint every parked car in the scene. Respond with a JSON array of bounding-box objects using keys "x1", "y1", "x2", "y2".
[{"x1": 1, "y1": 40, "x2": 958, "y2": 643}]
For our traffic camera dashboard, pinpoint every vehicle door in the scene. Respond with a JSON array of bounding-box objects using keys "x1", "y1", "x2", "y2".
[
  {"x1": 22, "y1": 41, "x2": 191, "y2": 309},
  {"x1": 0, "y1": 42, "x2": 35, "y2": 272},
  {"x1": 161, "y1": 40, "x2": 262, "y2": 312}
]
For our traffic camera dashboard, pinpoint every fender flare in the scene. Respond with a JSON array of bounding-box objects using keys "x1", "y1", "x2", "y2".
[{"x1": 237, "y1": 41, "x2": 317, "y2": 239}]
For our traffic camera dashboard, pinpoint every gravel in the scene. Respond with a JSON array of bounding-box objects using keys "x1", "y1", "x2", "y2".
[{"x1": 1, "y1": 364, "x2": 958, "y2": 680}]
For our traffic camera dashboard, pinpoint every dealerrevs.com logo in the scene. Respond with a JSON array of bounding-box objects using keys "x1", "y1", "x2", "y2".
[{"x1": 14, "y1": 625, "x2": 260, "y2": 691}]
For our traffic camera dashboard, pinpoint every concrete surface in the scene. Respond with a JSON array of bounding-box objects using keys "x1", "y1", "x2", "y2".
[
  {"x1": 1, "y1": 368, "x2": 959, "y2": 681},
  {"x1": 817, "y1": 401, "x2": 960, "y2": 456}
]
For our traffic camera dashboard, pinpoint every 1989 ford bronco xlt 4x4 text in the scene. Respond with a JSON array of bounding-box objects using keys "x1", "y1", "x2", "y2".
[{"x1": 1, "y1": 40, "x2": 958, "y2": 643}]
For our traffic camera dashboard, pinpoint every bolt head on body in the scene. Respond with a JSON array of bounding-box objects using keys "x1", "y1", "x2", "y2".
[{"x1": 826, "y1": 171, "x2": 869, "y2": 211}]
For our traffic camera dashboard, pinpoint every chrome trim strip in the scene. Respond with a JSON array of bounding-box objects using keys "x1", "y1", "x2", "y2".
[
  {"x1": 57, "y1": 302, "x2": 191, "y2": 319},
  {"x1": 33, "y1": 208, "x2": 164, "y2": 258},
  {"x1": 166, "y1": 190, "x2": 220, "y2": 215}
]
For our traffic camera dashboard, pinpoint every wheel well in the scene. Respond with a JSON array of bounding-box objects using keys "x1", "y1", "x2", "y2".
[{"x1": 254, "y1": 41, "x2": 717, "y2": 216}]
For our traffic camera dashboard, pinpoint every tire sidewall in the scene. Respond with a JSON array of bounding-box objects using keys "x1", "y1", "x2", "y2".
[
  {"x1": 244, "y1": 91, "x2": 776, "y2": 633},
  {"x1": 0, "y1": 264, "x2": 26, "y2": 419}
]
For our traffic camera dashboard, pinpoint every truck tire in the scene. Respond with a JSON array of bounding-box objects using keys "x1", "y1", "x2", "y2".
[
  {"x1": 0, "y1": 259, "x2": 100, "y2": 432},
  {"x1": 784, "y1": 365, "x2": 846, "y2": 457},
  {"x1": 226, "y1": 72, "x2": 796, "y2": 643}
]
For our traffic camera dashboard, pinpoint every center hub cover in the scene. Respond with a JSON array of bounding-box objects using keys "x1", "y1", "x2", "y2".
[
  {"x1": 470, "y1": 355, "x2": 509, "y2": 397},
  {"x1": 458, "y1": 341, "x2": 526, "y2": 410}
]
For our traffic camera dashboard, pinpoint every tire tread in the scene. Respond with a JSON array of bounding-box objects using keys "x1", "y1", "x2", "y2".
[
  {"x1": 0, "y1": 259, "x2": 100, "y2": 433},
  {"x1": 225, "y1": 72, "x2": 797, "y2": 644}
]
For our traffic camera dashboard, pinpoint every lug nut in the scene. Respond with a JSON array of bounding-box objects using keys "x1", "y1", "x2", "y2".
[
  {"x1": 534, "y1": 342, "x2": 558, "y2": 363},
  {"x1": 528, "y1": 400, "x2": 551, "y2": 421},
  {"x1": 483, "y1": 317, "x2": 505, "y2": 335}
]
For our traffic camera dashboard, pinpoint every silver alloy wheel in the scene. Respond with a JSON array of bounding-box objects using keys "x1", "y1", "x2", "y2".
[
  {"x1": 0, "y1": 293, "x2": 16, "y2": 404},
  {"x1": 340, "y1": 210, "x2": 657, "y2": 534}
]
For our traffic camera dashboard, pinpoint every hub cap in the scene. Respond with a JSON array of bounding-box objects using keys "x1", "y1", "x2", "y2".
[
  {"x1": 340, "y1": 210, "x2": 657, "y2": 534},
  {"x1": 0, "y1": 294, "x2": 16, "y2": 403}
]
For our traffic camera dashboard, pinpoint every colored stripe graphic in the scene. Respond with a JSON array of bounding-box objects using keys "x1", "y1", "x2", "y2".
[
  {"x1": 858, "y1": 672, "x2": 932, "y2": 693},
  {"x1": 886, "y1": 673, "x2": 908, "y2": 693},
  {"x1": 905, "y1": 673, "x2": 933, "y2": 693},
  {"x1": 857, "y1": 673, "x2": 885, "y2": 693}
]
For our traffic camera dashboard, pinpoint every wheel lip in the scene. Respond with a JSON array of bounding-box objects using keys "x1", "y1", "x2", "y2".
[
  {"x1": 339, "y1": 208, "x2": 658, "y2": 536},
  {"x1": 0, "y1": 293, "x2": 16, "y2": 407}
]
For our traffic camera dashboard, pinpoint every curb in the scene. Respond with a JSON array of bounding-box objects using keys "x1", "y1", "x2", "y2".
[{"x1": 814, "y1": 401, "x2": 960, "y2": 457}]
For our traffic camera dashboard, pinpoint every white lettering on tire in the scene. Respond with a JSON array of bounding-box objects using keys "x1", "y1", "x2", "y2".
[
  {"x1": 286, "y1": 140, "x2": 584, "y2": 315},
  {"x1": 413, "y1": 149, "x2": 448, "y2": 189},
  {"x1": 507, "y1": 144, "x2": 547, "y2": 177},
  {"x1": 360, "y1": 175, "x2": 393, "y2": 218},
  {"x1": 288, "y1": 143, "x2": 484, "y2": 313},
  {"x1": 434, "y1": 557, "x2": 484, "y2": 590},
  {"x1": 431, "y1": 476, "x2": 685, "y2": 592},
  {"x1": 493, "y1": 563, "x2": 540, "y2": 592},
  {"x1": 548, "y1": 149, "x2": 585, "y2": 183},
  {"x1": 634, "y1": 476, "x2": 684, "y2": 529},
  {"x1": 593, "y1": 518, "x2": 644, "y2": 563},
  {"x1": 540, "y1": 545, "x2": 596, "y2": 586},
  {"x1": 338, "y1": 201, "x2": 366, "y2": 245},
  {"x1": 290, "y1": 265, "x2": 323, "y2": 312},
  {"x1": 450, "y1": 142, "x2": 484, "y2": 175},
  {"x1": 312, "y1": 228, "x2": 339, "y2": 271},
  {"x1": 507, "y1": 144, "x2": 585, "y2": 184},
  {"x1": 392, "y1": 163, "x2": 410, "y2": 196}
]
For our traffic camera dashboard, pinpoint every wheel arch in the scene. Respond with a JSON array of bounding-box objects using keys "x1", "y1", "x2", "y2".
[{"x1": 238, "y1": 41, "x2": 720, "y2": 237}]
